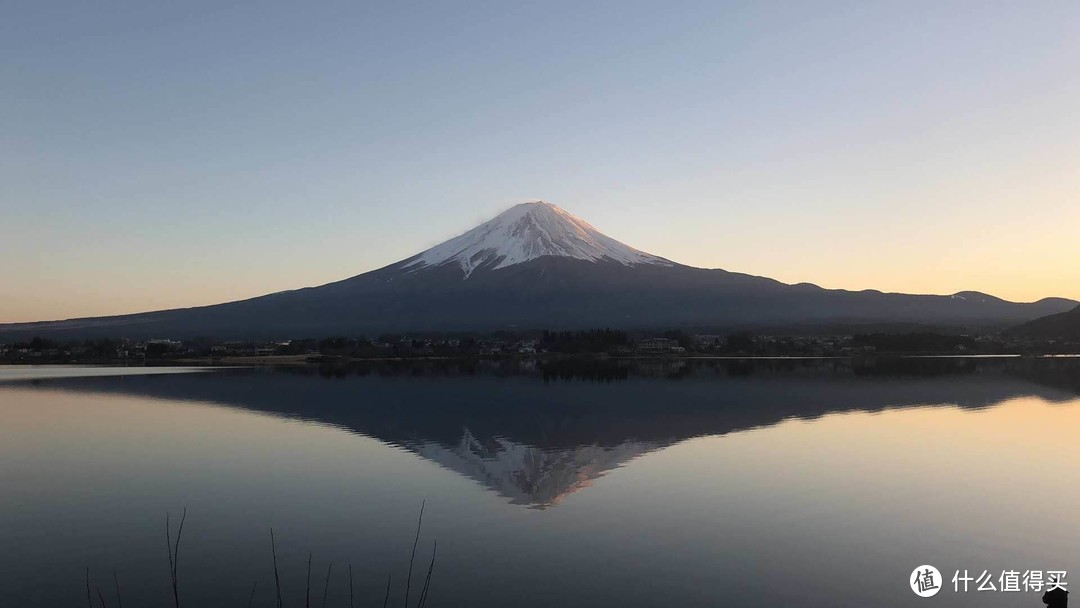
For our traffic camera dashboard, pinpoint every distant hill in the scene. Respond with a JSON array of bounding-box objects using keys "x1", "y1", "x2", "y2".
[
  {"x1": 1007, "y1": 304, "x2": 1080, "y2": 340},
  {"x1": 0, "y1": 201, "x2": 1075, "y2": 340}
]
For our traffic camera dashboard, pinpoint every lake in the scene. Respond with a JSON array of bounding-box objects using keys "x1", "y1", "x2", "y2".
[{"x1": 1, "y1": 358, "x2": 1077, "y2": 607}]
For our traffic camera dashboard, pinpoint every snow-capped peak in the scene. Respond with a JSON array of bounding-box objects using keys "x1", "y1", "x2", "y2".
[{"x1": 405, "y1": 201, "x2": 672, "y2": 277}]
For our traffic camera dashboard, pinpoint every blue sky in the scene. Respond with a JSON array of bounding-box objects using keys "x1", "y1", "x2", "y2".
[{"x1": 2, "y1": 1, "x2": 1079, "y2": 321}]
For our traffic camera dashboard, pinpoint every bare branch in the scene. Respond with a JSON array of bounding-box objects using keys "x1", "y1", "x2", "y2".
[
  {"x1": 166, "y1": 508, "x2": 187, "y2": 608},
  {"x1": 403, "y1": 500, "x2": 425, "y2": 607},
  {"x1": 270, "y1": 528, "x2": 284, "y2": 608},
  {"x1": 305, "y1": 552, "x2": 312, "y2": 608},
  {"x1": 113, "y1": 569, "x2": 123, "y2": 608},
  {"x1": 321, "y1": 562, "x2": 333, "y2": 608},
  {"x1": 348, "y1": 564, "x2": 354, "y2": 608},
  {"x1": 416, "y1": 540, "x2": 437, "y2": 608}
]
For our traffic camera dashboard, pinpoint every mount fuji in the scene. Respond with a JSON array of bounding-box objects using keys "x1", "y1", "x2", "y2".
[
  {"x1": 404, "y1": 201, "x2": 672, "y2": 277},
  {"x1": 1, "y1": 201, "x2": 1074, "y2": 339}
]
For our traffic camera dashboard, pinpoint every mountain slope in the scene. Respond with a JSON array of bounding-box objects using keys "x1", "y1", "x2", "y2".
[
  {"x1": 1007, "y1": 304, "x2": 1080, "y2": 340},
  {"x1": 404, "y1": 201, "x2": 671, "y2": 276},
  {"x1": 0, "y1": 201, "x2": 1075, "y2": 339}
]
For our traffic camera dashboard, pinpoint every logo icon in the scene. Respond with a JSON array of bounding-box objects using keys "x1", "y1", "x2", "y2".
[{"x1": 911, "y1": 565, "x2": 942, "y2": 597}]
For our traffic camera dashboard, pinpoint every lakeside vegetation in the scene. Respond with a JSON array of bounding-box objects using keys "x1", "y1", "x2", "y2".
[
  {"x1": 85, "y1": 506, "x2": 436, "y2": 608},
  {"x1": 2, "y1": 329, "x2": 1079, "y2": 365}
]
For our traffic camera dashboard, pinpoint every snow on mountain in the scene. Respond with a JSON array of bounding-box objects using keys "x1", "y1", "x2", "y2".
[
  {"x1": 404, "y1": 200, "x2": 672, "y2": 277},
  {"x1": 411, "y1": 428, "x2": 662, "y2": 508}
]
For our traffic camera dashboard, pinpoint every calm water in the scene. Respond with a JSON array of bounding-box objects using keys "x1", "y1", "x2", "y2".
[{"x1": 1, "y1": 359, "x2": 1077, "y2": 607}]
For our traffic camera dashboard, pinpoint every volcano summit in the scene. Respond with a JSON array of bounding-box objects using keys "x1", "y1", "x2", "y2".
[
  {"x1": 1, "y1": 201, "x2": 1074, "y2": 339},
  {"x1": 405, "y1": 201, "x2": 671, "y2": 277}
]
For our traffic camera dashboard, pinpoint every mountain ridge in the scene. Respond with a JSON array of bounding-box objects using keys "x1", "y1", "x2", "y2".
[
  {"x1": 1007, "y1": 304, "x2": 1080, "y2": 340},
  {"x1": 0, "y1": 201, "x2": 1075, "y2": 339},
  {"x1": 403, "y1": 201, "x2": 672, "y2": 277}
]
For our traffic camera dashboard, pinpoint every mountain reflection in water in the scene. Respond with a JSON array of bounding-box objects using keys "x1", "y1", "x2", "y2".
[{"x1": 12, "y1": 357, "x2": 1080, "y2": 508}]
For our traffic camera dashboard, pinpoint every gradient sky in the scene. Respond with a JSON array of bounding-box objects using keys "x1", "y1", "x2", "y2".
[{"x1": 2, "y1": 1, "x2": 1079, "y2": 322}]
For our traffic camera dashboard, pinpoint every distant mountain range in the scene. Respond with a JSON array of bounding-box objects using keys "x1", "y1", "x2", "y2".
[
  {"x1": 1008, "y1": 304, "x2": 1080, "y2": 340},
  {"x1": 1, "y1": 201, "x2": 1075, "y2": 339}
]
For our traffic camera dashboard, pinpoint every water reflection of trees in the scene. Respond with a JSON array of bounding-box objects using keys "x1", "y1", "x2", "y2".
[
  {"x1": 264, "y1": 356, "x2": 1080, "y2": 395},
  {"x1": 20, "y1": 356, "x2": 1080, "y2": 507}
]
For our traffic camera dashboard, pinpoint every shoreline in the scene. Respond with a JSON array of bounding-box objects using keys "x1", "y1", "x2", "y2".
[{"x1": 5, "y1": 351, "x2": 1080, "y2": 367}]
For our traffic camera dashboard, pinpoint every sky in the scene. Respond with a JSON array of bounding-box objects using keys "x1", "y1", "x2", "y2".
[{"x1": 2, "y1": 1, "x2": 1079, "y2": 322}]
